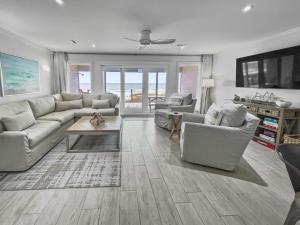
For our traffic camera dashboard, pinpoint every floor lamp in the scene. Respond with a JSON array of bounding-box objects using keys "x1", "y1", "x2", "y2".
[{"x1": 201, "y1": 78, "x2": 215, "y2": 114}]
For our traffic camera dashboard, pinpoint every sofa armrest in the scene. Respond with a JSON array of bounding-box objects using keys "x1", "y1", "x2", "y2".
[
  {"x1": 171, "y1": 105, "x2": 195, "y2": 113},
  {"x1": 182, "y1": 113, "x2": 205, "y2": 123},
  {"x1": 114, "y1": 103, "x2": 120, "y2": 116},
  {"x1": 0, "y1": 131, "x2": 30, "y2": 171},
  {"x1": 154, "y1": 102, "x2": 169, "y2": 110}
]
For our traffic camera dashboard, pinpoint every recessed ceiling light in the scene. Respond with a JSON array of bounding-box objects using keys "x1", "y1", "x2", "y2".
[
  {"x1": 242, "y1": 4, "x2": 254, "y2": 13},
  {"x1": 177, "y1": 44, "x2": 186, "y2": 50},
  {"x1": 55, "y1": 0, "x2": 64, "y2": 5},
  {"x1": 92, "y1": 44, "x2": 96, "y2": 48},
  {"x1": 71, "y1": 40, "x2": 77, "y2": 44}
]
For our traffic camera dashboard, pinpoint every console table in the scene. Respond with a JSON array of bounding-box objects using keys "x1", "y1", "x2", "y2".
[{"x1": 235, "y1": 101, "x2": 300, "y2": 150}]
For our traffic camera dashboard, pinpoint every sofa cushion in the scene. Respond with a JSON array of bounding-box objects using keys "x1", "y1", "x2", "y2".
[
  {"x1": 38, "y1": 110, "x2": 74, "y2": 125},
  {"x1": 0, "y1": 101, "x2": 32, "y2": 133},
  {"x1": 55, "y1": 100, "x2": 83, "y2": 112},
  {"x1": 154, "y1": 109, "x2": 170, "y2": 119},
  {"x1": 73, "y1": 108, "x2": 115, "y2": 117},
  {"x1": 23, "y1": 120, "x2": 60, "y2": 147},
  {"x1": 219, "y1": 103, "x2": 247, "y2": 127},
  {"x1": 28, "y1": 96, "x2": 55, "y2": 118},
  {"x1": 61, "y1": 93, "x2": 82, "y2": 101},
  {"x1": 204, "y1": 103, "x2": 222, "y2": 125},
  {"x1": 2, "y1": 110, "x2": 36, "y2": 131},
  {"x1": 100, "y1": 93, "x2": 118, "y2": 107},
  {"x1": 82, "y1": 94, "x2": 99, "y2": 107},
  {"x1": 92, "y1": 99, "x2": 110, "y2": 109}
]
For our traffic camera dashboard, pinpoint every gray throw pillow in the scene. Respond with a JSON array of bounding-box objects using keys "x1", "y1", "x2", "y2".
[
  {"x1": 92, "y1": 99, "x2": 110, "y2": 109},
  {"x1": 182, "y1": 93, "x2": 193, "y2": 105},
  {"x1": 204, "y1": 103, "x2": 222, "y2": 125},
  {"x1": 2, "y1": 110, "x2": 36, "y2": 131},
  {"x1": 61, "y1": 93, "x2": 82, "y2": 101},
  {"x1": 56, "y1": 100, "x2": 83, "y2": 112},
  {"x1": 219, "y1": 103, "x2": 247, "y2": 127},
  {"x1": 82, "y1": 94, "x2": 100, "y2": 108}
]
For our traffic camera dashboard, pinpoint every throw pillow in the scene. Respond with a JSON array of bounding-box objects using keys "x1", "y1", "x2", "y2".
[
  {"x1": 55, "y1": 100, "x2": 83, "y2": 112},
  {"x1": 204, "y1": 103, "x2": 222, "y2": 125},
  {"x1": 2, "y1": 110, "x2": 36, "y2": 131},
  {"x1": 182, "y1": 93, "x2": 193, "y2": 105},
  {"x1": 82, "y1": 94, "x2": 100, "y2": 108},
  {"x1": 219, "y1": 103, "x2": 247, "y2": 127},
  {"x1": 92, "y1": 99, "x2": 110, "y2": 109}
]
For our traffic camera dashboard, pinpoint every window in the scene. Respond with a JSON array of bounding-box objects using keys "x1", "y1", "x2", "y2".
[
  {"x1": 69, "y1": 64, "x2": 91, "y2": 93},
  {"x1": 178, "y1": 65, "x2": 198, "y2": 97},
  {"x1": 104, "y1": 69, "x2": 121, "y2": 96}
]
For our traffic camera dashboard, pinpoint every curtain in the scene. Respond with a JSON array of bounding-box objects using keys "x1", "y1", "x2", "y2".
[
  {"x1": 199, "y1": 55, "x2": 214, "y2": 114},
  {"x1": 52, "y1": 52, "x2": 68, "y2": 94}
]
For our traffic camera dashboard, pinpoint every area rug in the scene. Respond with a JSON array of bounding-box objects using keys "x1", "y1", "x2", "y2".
[{"x1": 0, "y1": 136, "x2": 121, "y2": 190}]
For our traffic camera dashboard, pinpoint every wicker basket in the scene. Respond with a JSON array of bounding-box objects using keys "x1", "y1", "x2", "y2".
[{"x1": 284, "y1": 134, "x2": 300, "y2": 144}]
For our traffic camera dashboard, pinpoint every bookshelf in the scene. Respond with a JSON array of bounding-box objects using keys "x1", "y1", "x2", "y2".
[{"x1": 234, "y1": 101, "x2": 300, "y2": 150}]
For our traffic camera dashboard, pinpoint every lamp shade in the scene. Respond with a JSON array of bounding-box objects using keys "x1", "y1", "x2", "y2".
[{"x1": 202, "y1": 78, "x2": 215, "y2": 88}]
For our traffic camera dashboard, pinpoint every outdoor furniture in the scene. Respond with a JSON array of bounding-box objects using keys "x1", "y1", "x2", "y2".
[
  {"x1": 277, "y1": 144, "x2": 300, "y2": 225},
  {"x1": 148, "y1": 96, "x2": 166, "y2": 112},
  {"x1": 180, "y1": 112, "x2": 260, "y2": 171}
]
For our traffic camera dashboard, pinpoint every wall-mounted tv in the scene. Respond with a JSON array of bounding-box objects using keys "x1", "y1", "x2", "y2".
[{"x1": 236, "y1": 45, "x2": 300, "y2": 89}]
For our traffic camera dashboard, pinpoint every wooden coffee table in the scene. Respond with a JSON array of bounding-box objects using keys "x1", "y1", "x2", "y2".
[{"x1": 66, "y1": 116, "x2": 122, "y2": 152}]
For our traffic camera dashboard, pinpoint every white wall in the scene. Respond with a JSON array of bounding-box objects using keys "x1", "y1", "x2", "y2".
[
  {"x1": 0, "y1": 28, "x2": 53, "y2": 104},
  {"x1": 68, "y1": 54, "x2": 202, "y2": 97},
  {"x1": 213, "y1": 28, "x2": 300, "y2": 107}
]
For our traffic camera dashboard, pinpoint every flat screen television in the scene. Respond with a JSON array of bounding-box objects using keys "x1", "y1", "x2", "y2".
[{"x1": 236, "y1": 45, "x2": 300, "y2": 89}]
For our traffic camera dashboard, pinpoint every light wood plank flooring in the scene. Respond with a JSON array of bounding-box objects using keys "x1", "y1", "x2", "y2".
[{"x1": 0, "y1": 118, "x2": 298, "y2": 225}]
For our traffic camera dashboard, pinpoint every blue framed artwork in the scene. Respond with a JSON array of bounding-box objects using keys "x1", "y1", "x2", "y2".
[{"x1": 0, "y1": 53, "x2": 40, "y2": 96}]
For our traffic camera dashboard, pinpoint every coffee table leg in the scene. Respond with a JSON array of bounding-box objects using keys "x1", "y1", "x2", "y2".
[
  {"x1": 169, "y1": 118, "x2": 175, "y2": 139},
  {"x1": 66, "y1": 135, "x2": 69, "y2": 152}
]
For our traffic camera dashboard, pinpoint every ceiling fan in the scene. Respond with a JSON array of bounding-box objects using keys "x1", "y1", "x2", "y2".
[{"x1": 124, "y1": 29, "x2": 176, "y2": 49}]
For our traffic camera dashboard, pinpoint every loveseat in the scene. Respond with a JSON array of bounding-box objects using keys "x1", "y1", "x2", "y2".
[{"x1": 0, "y1": 92, "x2": 119, "y2": 171}]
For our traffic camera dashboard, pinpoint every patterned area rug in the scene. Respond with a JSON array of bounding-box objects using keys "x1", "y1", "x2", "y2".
[{"x1": 0, "y1": 136, "x2": 121, "y2": 190}]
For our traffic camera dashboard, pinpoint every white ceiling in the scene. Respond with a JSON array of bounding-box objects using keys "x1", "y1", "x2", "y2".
[{"x1": 1, "y1": 0, "x2": 300, "y2": 54}]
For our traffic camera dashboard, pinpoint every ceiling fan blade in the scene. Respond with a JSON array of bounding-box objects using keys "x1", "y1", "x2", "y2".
[
  {"x1": 123, "y1": 37, "x2": 140, "y2": 42},
  {"x1": 150, "y1": 39, "x2": 176, "y2": 44}
]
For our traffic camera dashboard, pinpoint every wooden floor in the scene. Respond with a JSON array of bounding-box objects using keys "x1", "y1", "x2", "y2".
[{"x1": 0, "y1": 118, "x2": 298, "y2": 225}]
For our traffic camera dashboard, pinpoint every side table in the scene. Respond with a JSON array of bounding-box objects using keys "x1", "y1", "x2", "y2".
[{"x1": 168, "y1": 112, "x2": 183, "y2": 139}]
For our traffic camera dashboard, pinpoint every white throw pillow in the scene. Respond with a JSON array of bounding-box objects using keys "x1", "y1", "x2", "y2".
[
  {"x1": 92, "y1": 99, "x2": 110, "y2": 109},
  {"x1": 2, "y1": 110, "x2": 36, "y2": 131},
  {"x1": 55, "y1": 100, "x2": 83, "y2": 112},
  {"x1": 204, "y1": 103, "x2": 222, "y2": 125}
]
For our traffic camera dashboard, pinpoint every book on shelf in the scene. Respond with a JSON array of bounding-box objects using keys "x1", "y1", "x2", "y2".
[
  {"x1": 263, "y1": 130, "x2": 276, "y2": 138},
  {"x1": 263, "y1": 117, "x2": 278, "y2": 129},
  {"x1": 259, "y1": 134, "x2": 276, "y2": 143},
  {"x1": 253, "y1": 138, "x2": 275, "y2": 150}
]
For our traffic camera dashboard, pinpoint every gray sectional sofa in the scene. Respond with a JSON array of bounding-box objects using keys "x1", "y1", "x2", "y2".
[{"x1": 0, "y1": 92, "x2": 119, "y2": 171}]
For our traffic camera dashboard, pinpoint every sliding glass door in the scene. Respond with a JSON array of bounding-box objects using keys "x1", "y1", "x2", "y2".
[
  {"x1": 124, "y1": 68, "x2": 144, "y2": 114},
  {"x1": 103, "y1": 66, "x2": 167, "y2": 115}
]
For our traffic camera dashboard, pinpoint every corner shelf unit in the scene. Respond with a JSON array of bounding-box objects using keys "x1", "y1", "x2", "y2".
[{"x1": 234, "y1": 101, "x2": 300, "y2": 150}]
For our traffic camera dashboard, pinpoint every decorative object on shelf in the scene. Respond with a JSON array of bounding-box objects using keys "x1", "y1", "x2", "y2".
[
  {"x1": 251, "y1": 91, "x2": 279, "y2": 105},
  {"x1": 284, "y1": 134, "x2": 300, "y2": 144},
  {"x1": 90, "y1": 113, "x2": 105, "y2": 127},
  {"x1": 0, "y1": 52, "x2": 40, "y2": 96},
  {"x1": 276, "y1": 100, "x2": 292, "y2": 108},
  {"x1": 234, "y1": 94, "x2": 240, "y2": 101}
]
